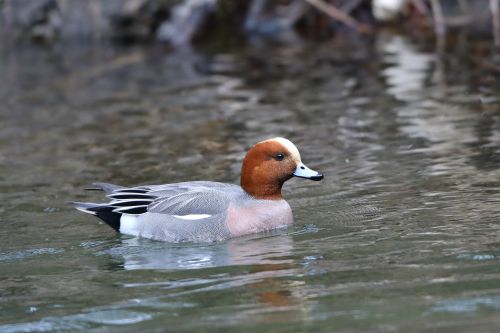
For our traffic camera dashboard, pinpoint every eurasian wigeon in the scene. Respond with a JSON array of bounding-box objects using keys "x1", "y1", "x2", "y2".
[{"x1": 72, "y1": 137, "x2": 323, "y2": 242}]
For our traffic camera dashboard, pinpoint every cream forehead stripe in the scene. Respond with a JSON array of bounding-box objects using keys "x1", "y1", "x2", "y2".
[{"x1": 263, "y1": 137, "x2": 302, "y2": 162}]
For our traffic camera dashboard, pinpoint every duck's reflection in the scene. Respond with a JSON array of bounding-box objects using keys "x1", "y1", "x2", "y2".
[
  {"x1": 108, "y1": 231, "x2": 294, "y2": 270},
  {"x1": 107, "y1": 231, "x2": 316, "y2": 320}
]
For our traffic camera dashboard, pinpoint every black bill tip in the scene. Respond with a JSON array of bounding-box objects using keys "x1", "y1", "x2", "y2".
[{"x1": 310, "y1": 173, "x2": 324, "y2": 181}]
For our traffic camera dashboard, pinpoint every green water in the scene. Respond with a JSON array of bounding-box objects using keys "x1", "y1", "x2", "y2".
[{"x1": 1, "y1": 33, "x2": 500, "y2": 332}]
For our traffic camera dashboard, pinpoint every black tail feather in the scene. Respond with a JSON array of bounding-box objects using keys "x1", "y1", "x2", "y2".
[
  {"x1": 71, "y1": 202, "x2": 121, "y2": 232},
  {"x1": 90, "y1": 206, "x2": 121, "y2": 232},
  {"x1": 94, "y1": 207, "x2": 122, "y2": 232}
]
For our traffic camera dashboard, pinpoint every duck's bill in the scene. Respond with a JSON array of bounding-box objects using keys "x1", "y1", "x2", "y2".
[{"x1": 293, "y1": 162, "x2": 324, "y2": 181}]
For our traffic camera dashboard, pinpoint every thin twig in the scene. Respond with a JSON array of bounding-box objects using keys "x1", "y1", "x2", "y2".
[
  {"x1": 304, "y1": 0, "x2": 361, "y2": 31},
  {"x1": 430, "y1": 0, "x2": 446, "y2": 35},
  {"x1": 340, "y1": 0, "x2": 364, "y2": 14},
  {"x1": 490, "y1": 0, "x2": 500, "y2": 47},
  {"x1": 410, "y1": 0, "x2": 428, "y2": 15}
]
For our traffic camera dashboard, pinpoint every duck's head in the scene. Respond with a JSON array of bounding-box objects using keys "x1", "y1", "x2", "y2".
[{"x1": 241, "y1": 137, "x2": 323, "y2": 200}]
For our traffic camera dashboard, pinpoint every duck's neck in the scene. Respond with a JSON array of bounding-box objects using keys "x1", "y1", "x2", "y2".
[
  {"x1": 240, "y1": 166, "x2": 284, "y2": 200},
  {"x1": 241, "y1": 178, "x2": 283, "y2": 200}
]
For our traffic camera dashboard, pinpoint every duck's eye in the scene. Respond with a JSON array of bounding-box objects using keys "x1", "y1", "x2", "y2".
[{"x1": 275, "y1": 153, "x2": 285, "y2": 161}]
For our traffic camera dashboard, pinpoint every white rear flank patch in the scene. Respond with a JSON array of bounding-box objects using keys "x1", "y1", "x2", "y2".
[
  {"x1": 173, "y1": 214, "x2": 211, "y2": 220},
  {"x1": 120, "y1": 214, "x2": 140, "y2": 236},
  {"x1": 120, "y1": 214, "x2": 211, "y2": 236},
  {"x1": 268, "y1": 137, "x2": 301, "y2": 163}
]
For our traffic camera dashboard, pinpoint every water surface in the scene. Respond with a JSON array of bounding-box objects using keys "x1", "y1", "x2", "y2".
[{"x1": 1, "y1": 33, "x2": 500, "y2": 332}]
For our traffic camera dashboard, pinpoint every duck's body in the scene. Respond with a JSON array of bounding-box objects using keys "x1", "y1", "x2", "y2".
[
  {"x1": 73, "y1": 137, "x2": 322, "y2": 243},
  {"x1": 77, "y1": 181, "x2": 292, "y2": 242}
]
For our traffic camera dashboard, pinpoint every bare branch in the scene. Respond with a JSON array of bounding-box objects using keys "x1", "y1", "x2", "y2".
[
  {"x1": 430, "y1": 0, "x2": 446, "y2": 35},
  {"x1": 304, "y1": 0, "x2": 364, "y2": 32}
]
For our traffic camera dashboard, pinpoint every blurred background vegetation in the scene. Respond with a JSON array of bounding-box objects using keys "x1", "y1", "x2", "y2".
[{"x1": 1, "y1": 0, "x2": 499, "y2": 47}]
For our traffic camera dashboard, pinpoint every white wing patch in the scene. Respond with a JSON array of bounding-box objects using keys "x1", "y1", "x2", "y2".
[{"x1": 173, "y1": 214, "x2": 212, "y2": 220}]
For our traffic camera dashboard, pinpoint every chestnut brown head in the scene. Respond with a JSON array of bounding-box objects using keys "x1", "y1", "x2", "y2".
[{"x1": 240, "y1": 137, "x2": 323, "y2": 200}]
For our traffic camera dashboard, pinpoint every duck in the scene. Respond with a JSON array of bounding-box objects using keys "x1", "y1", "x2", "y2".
[{"x1": 72, "y1": 137, "x2": 323, "y2": 243}]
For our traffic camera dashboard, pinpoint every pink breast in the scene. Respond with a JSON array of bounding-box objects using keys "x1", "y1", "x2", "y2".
[{"x1": 226, "y1": 200, "x2": 293, "y2": 237}]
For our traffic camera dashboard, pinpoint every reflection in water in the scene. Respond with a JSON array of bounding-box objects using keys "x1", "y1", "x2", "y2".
[
  {"x1": 379, "y1": 34, "x2": 434, "y2": 102},
  {"x1": 433, "y1": 296, "x2": 500, "y2": 313},
  {"x1": 110, "y1": 232, "x2": 294, "y2": 270},
  {"x1": 1, "y1": 32, "x2": 500, "y2": 332}
]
